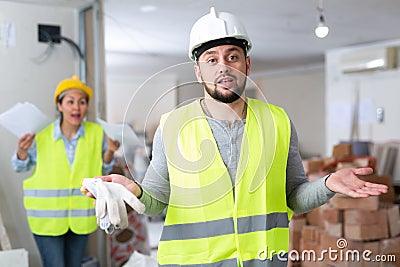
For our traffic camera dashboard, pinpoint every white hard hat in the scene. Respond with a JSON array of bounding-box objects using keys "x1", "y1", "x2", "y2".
[{"x1": 188, "y1": 7, "x2": 252, "y2": 61}]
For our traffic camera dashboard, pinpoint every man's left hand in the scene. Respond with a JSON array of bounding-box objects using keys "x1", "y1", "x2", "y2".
[{"x1": 325, "y1": 167, "x2": 388, "y2": 198}]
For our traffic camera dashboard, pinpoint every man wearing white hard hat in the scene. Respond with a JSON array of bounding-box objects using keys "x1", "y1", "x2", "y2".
[{"x1": 93, "y1": 8, "x2": 387, "y2": 266}]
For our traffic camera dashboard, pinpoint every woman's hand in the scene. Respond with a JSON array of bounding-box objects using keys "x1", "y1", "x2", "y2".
[
  {"x1": 103, "y1": 136, "x2": 121, "y2": 163},
  {"x1": 106, "y1": 136, "x2": 120, "y2": 153},
  {"x1": 17, "y1": 133, "x2": 35, "y2": 160}
]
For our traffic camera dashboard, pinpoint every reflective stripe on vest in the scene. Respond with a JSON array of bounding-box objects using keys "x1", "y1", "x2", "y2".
[
  {"x1": 160, "y1": 213, "x2": 288, "y2": 241},
  {"x1": 244, "y1": 254, "x2": 288, "y2": 267},
  {"x1": 23, "y1": 121, "x2": 103, "y2": 235},
  {"x1": 24, "y1": 188, "x2": 83, "y2": 197},
  {"x1": 159, "y1": 254, "x2": 287, "y2": 267},
  {"x1": 160, "y1": 258, "x2": 237, "y2": 267},
  {"x1": 26, "y1": 208, "x2": 95, "y2": 218},
  {"x1": 158, "y1": 98, "x2": 292, "y2": 266}
]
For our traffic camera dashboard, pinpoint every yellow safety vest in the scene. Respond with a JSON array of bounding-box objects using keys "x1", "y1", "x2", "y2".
[
  {"x1": 158, "y1": 98, "x2": 292, "y2": 266},
  {"x1": 23, "y1": 121, "x2": 103, "y2": 235}
]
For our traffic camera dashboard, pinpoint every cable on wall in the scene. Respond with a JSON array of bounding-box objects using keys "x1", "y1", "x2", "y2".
[
  {"x1": 56, "y1": 35, "x2": 84, "y2": 59},
  {"x1": 38, "y1": 28, "x2": 85, "y2": 60},
  {"x1": 31, "y1": 30, "x2": 55, "y2": 64},
  {"x1": 30, "y1": 42, "x2": 55, "y2": 64}
]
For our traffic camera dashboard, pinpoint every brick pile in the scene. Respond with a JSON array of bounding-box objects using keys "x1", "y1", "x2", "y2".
[{"x1": 289, "y1": 143, "x2": 399, "y2": 267}]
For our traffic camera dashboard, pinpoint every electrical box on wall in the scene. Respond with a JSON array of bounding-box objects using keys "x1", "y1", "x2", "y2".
[{"x1": 38, "y1": 24, "x2": 61, "y2": 43}]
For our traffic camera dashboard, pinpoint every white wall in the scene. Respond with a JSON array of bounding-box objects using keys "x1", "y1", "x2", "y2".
[
  {"x1": 257, "y1": 68, "x2": 326, "y2": 158},
  {"x1": 105, "y1": 52, "x2": 202, "y2": 141},
  {"x1": 326, "y1": 40, "x2": 400, "y2": 155},
  {"x1": 105, "y1": 73, "x2": 178, "y2": 136},
  {"x1": 0, "y1": 2, "x2": 82, "y2": 266}
]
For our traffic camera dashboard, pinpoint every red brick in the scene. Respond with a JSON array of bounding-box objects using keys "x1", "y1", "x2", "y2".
[
  {"x1": 361, "y1": 241, "x2": 380, "y2": 267},
  {"x1": 344, "y1": 209, "x2": 386, "y2": 225},
  {"x1": 320, "y1": 233, "x2": 347, "y2": 267},
  {"x1": 344, "y1": 222, "x2": 388, "y2": 241},
  {"x1": 379, "y1": 236, "x2": 400, "y2": 254},
  {"x1": 290, "y1": 230, "x2": 302, "y2": 252},
  {"x1": 307, "y1": 205, "x2": 328, "y2": 228},
  {"x1": 388, "y1": 220, "x2": 400, "y2": 238},
  {"x1": 300, "y1": 260, "x2": 325, "y2": 267},
  {"x1": 377, "y1": 254, "x2": 400, "y2": 267},
  {"x1": 287, "y1": 259, "x2": 301, "y2": 267},
  {"x1": 292, "y1": 213, "x2": 307, "y2": 219},
  {"x1": 383, "y1": 204, "x2": 400, "y2": 220},
  {"x1": 315, "y1": 228, "x2": 324, "y2": 244},
  {"x1": 304, "y1": 158, "x2": 326, "y2": 174},
  {"x1": 324, "y1": 221, "x2": 343, "y2": 238},
  {"x1": 343, "y1": 241, "x2": 380, "y2": 267},
  {"x1": 330, "y1": 195, "x2": 379, "y2": 211},
  {"x1": 360, "y1": 174, "x2": 395, "y2": 203},
  {"x1": 302, "y1": 225, "x2": 320, "y2": 242},
  {"x1": 300, "y1": 238, "x2": 320, "y2": 253},
  {"x1": 320, "y1": 233, "x2": 382, "y2": 267},
  {"x1": 289, "y1": 217, "x2": 307, "y2": 233},
  {"x1": 323, "y1": 208, "x2": 343, "y2": 223},
  {"x1": 299, "y1": 238, "x2": 324, "y2": 267},
  {"x1": 332, "y1": 143, "x2": 353, "y2": 159},
  {"x1": 384, "y1": 204, "x2": 400, "y2": 238}
]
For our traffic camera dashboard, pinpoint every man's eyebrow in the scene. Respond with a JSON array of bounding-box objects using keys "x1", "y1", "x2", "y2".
[
  {"x1": 226, "y1": 47, "x2": 241, "y2": 53},
  {"x1": 204, "y1": 47, "x2": 242, "y2": 55},
  {"x1": 204, "y1": 50, "x2": 217, "y2": 55}
]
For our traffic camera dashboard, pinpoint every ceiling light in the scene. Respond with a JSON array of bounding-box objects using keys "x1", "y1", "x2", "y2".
[
  {"x1": 315, "y1": 0, "x2": 329, "y2": 38},
  {"x1": 315, "y1": 16, "x2": 329, "y2": 38}
]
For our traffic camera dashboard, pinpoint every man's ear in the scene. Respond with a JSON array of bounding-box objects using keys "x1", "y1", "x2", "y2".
[
  {"x1": 194, "y1": 63, "x2": 203, "y2": 83},
  {"x1": 246, "y1": 56, "x2": 251, "y2": 76}
]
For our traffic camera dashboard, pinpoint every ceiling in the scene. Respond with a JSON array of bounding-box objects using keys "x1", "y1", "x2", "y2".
[
  {"x1": 12, "y1": 0, "x2": 400, "y2": 74},
  {"x1": 103, "y1": 0, "x2": 400, "y2": 74}
]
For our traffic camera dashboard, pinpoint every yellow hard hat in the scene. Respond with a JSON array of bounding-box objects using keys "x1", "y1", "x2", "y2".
[{"x1": 54, "y1": 75, "x2": 93, "y2": 103}]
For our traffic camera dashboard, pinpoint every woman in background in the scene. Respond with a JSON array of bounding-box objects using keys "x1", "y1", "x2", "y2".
[{"x1": 11, "y1": 75, "x2": 120, "y2": 267}]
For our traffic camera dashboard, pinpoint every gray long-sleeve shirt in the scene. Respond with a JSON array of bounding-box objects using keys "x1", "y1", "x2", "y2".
[{"x1": 140, "y1": 102, "x2": 335, "y2": 215}]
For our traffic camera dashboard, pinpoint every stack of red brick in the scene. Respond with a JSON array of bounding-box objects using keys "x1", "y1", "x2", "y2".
[{"x1": 289, "y1": 143, "x2": 399, "y2": 267}]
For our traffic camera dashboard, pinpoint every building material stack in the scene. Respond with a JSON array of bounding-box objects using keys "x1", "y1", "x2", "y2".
[{"x1": 289, "y1": 143, "x2": 399, "y2": 267}]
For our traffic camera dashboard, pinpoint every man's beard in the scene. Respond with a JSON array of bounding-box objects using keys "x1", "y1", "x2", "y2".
[{"x1": 202, "y1": 74, "x2": 247, "y2": 103}]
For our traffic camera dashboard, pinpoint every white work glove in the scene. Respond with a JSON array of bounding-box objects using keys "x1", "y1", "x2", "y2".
[{"x1": 81, "y1": 178, "x2": 145, "y2": 234}]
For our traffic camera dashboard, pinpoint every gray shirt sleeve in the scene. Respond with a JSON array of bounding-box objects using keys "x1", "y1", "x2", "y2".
[
  {"x1": 286, "y1": 121, "x2": 335, "y2": 214},
  {"x1": 140, "y1": 126, "x2": 170, "y2": 215},
  {"x1": 140, "y1": 120, "x2": 336, "y2": 216}
]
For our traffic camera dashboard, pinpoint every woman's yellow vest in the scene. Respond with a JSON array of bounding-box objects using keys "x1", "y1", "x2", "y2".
[
  {"x1": 158, "y1": 98, "x2": 292, "y2": 266},
  {"x1": 23, "y1": 121, "x2": 103, "y2": 236}
]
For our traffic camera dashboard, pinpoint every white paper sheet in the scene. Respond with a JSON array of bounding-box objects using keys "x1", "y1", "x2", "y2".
[
  {"x1": 330, "y1": 101, "x2": 353, "y2": 130},
  {"x1": 0, "y1": 102, "x2": 51, "y2": 137},
  {"x1": 358, "y1": 98, "x2": 375, "y2": 124},
  {"x1": 96, "y1": 118, "x2": 141, "y2": 146}
]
